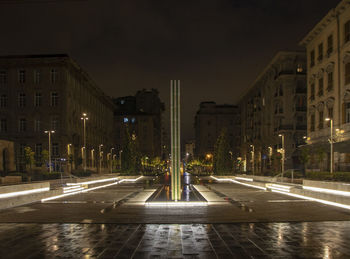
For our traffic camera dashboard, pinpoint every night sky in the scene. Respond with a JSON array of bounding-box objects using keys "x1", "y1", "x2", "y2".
[{"x1": 0, "y1": 0, "x2": 341, "y2": 141}]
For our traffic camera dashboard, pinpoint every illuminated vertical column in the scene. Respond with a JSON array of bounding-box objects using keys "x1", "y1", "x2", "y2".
[{"x1": 171, "y1": 80, "x2": 181, "y2": 201}]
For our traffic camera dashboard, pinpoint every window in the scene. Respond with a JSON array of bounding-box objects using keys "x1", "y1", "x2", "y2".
[
  {"x1": 19, "y1": 144, "x2": 26, "y2": 157},
  {"x1": 34, "y1": 120, "x2": 41, "y2": 132},
  {"x1": 18, "y1": 70, "x2": 25, "y2": 83},
  {"x1": 279, "y1": 85, "x2": 283, "y2": 96},
  {"x1": 19, "y1": 118, "x2": 26, "y2": 132},
  {"x1": 0, "y1": 119, "x2": 7, "y2": 132},
  {"x1": 0, "y1": 95, "x2": 7, "y2": 108},
  {"x1": 34, "y1": 70, "x2": 40, "y2": 84},
  {"x1": 345, "y1": 20, "x2": 350, "y2": 43},
  {"x1": 123, "y1": 117, "x2": 128, "y2": 123},
  {"x1": 52, "y1": 143, "x2": 59, "y2": 156},
  {"x1": 327, "y1": 72, "x2": 333, "y2": 91},
  {"x1": 50, "y1": 92, "x2": 58, "y2": 106},
  {"x1": 311, "y1": 114, "x2": 315, "y2": 132},
  {"x1": 35, "y1": 144, "x2": 42, "y2": 162},
  {"x1": 310, "y1": 83, "x2": 315, "y2": 100},
  {"x1": 0, "y1": 70, "x2": 7, "y2": 85},
  {"x1": 131, "y1": 117, "x2": 136, "y2": 123},
  {"x1": 318, "y1": 78, "x2": 324, "y2": 97},
  {"x1": 51, "y1": 117, "x2": 59, "y2": 131},
  {"x1": 310, "y1": 50, "x2": 315, "y2": 67},
  {"x1": 120, "y1": 99, "x2": 125, "y2": 104},
  {"x1": 346, "y1": 103, "x2": 350, "y2": 123},
  {"x1": 327, "y1": 107, "x2": 333, "y2": 127},
  {"x1": 327, "y1": 34, "x2": 333, "y2": 55},
  {"x1": 50, "y1": 69, "x2": 57, "y2": 84},
  {"x1": 18, "y1": 93, "x2": 26, "y2": 107},
  {"x1": 345, "y1": 63, "x2": 350, "y2": 85},
  {"x1": 318, "y1": 43, "x2": 323, "y2": 61},
  {"x1": 34, "y1": 93, "x2": 42, "y2": 107},
  {"x1": 318, "y1": 111, "x2": 324, "y2": 129}
]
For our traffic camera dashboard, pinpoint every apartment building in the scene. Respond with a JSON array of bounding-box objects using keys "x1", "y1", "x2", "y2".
[
  {"x1": 300, "y1": 0, "x2": 350, "y2": 172},
  {"x1": 0, "y1": 54, "x2": 115, "y2": 171},
  {"x1": 239, "y1": 51, "x2": 307, "y2": 174}
]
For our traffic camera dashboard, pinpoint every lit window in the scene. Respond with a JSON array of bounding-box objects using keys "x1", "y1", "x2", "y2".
[
  {"x1": 131, "y1": 117, "x2": 136, "y2": 123},
  {"x1": 120, "y1": 100, "x2": 125, "y2": 104},
  {"x1": 124, "y1": 117, "x2": 128, "y2": 123}
]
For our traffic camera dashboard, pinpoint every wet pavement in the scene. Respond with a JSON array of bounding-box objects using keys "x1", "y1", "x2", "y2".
[
  {"x1": 0, "y1": 221, "x2": 349, "y2": 258},
  {"x1": 1, "y1": 175, "x2": 350, "y2": 258}
]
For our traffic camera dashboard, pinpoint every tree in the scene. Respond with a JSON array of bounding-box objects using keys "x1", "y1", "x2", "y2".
[
  {"x1": 121, "y1": 127, "x2": 141, "y2": 175},
  {"x1": 24, "y1": 146, "x2": 35, "y2": 171},
  {"x1": 213, "y1": 128, "x2": 233, "y2": 175}
]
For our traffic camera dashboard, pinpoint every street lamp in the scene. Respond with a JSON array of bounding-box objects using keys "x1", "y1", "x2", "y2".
[
  {"x1": 91, "y1": 149, "x2": 95, "y2": 168},
  {"x1": 119, "y1": 150, "x2": 123, "y2": 170},
  {"x1": 110, "y1": 148, "x2": 114, "y2": 173},
  {"x1": 44, "y1": 130, "x2": 55, "y2": 172},
  {"x1": 81, "y1": 113, "x2": 89, "y2": 172},
  {"x1": 99, "y1": 144, "x2": 103, "y2": 173},
  {"x1": 278, "y1": 134, "x2": 285, "y2": 180},
  {"x1": 250, "y1": 144, "x2": 255, "y2": 175},
  {"x1": 325, "y1": 118, "x2": 333, "y2": 174},
  {"x1": 268, "y1": 146, "x2": 272, "y2": 167}
]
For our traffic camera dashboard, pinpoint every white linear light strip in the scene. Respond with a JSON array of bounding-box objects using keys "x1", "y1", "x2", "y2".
[
  {"x1": 42, "y1": 176, "x2": 143, "y2": 202},
  {"x1": 271, "y1": 189, "x2": 350, "y2": 210},
  {"x1": 303, "y1": 186, "x2": 350, "y2": 197},
  {"x1": 63, "y1": 187, "x2": 84, "y2": 194},
  {"x1": 211, "y1": 176, "x2": 267, "y2": 191},
  {"x1": 268, "y1": 186, "x2": 291, "y2": 193},
  {"x1": 235, "y1": 177, "x2": 253, "y2": 182},
  {"x1": 145, "y1": 202, "x2": 208, "y2": 207},
  {"x1": 0, "y1": 187, "x2": 49, "y2": 199}
]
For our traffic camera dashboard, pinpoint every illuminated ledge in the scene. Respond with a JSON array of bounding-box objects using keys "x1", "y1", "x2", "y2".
[
  {"x1": 303, "y1": 186, "x2": 350, "y2": 197},
  {"x1": 42, "y1": 176, "x2": 143, "y2": 202},
  {"x1": 0, "y1": 187, "x2": 50, "y2": 199},
  {"x1": 211, "y1": 176, "x2": 267, "y2": 191},
  {"x1": 144, "y1": 201, "x2": 208, "y2": 207}
]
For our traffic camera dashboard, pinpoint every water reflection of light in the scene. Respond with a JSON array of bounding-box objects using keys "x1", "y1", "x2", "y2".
[
  {"x1": 323, "y1": 245, "x2": 330, "y2": 259},
  {"x1": 185, "y1": 185, "x2": 190, "y2": 201}
]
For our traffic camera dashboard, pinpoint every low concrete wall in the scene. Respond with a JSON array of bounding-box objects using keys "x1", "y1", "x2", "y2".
[
  {"x1": 0, "y1": 182, "x2": 49, "y2": 195},
  {"x1": 303, "y1": 179, "x2": 350, "y2": 192},
  {"x1": 0, "y1": 176, "x2": 22, "y2": 184},
  {"x1": 291, "y1": 188, "x2": 350, "y2": 206},
  {"x1": 0, "y1": 189, "x2": 62, "y2": 210}
]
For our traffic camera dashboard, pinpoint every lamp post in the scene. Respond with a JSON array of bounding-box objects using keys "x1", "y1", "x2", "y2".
[
  {"x1": 119, "y1": 150, "x2": 123, "y2": 170},
  {"x1": 278, "y1": 134, "x2": 285, "y2": 180},
  {"x1": 81, "y1": 113, "x2": 88, "y2": 172},
  {"x1": 91, "y1": 149, "x2": 95, "y2": 168},
  {"x1": 44, "y1": 130, "x2": 55, "y2": 172},
  {"x1": 250, "y1": 144, "x2": 255, "y2": 175},
  {"x1": 325, "y1": 118, "x2": 333, "y2": 174},
  {"x1": 110, "y1": 148, "x2": 114, "y2": 173},
  {"x1": 99, "y1": 144, "x2": 103, "y2": 173},
  {"x1": 268, "y1": 146, "x2": 272, "y2": 168}
]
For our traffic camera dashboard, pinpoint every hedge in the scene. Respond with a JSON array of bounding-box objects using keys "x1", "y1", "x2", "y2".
[{"x1": 306, "y1": 171, "x2": 350, "y2": 182}]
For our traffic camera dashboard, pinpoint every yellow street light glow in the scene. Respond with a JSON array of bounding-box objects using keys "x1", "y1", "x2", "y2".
[
  {"x1": 325, "y1": 118, "x2": 331, "y2": 121},
  {"x1": 0, "y1": 187, "x2": 49, "y2": 199}
]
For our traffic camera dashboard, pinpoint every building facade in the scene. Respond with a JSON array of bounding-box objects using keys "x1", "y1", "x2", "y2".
[
  {"x1": 194, "y1": 102, "x2": 240, "y2": 159},
  {"x1": 239, "y1": 51, "x2": 307, "y2": 174},
  {"x1": 0, "y1": 54, "x2": 115, "y2": 172},
  {"x1": 300, "y1": 0, "x2": 350, "y2": 172},
  {"x1": 113, "y1": 89, "x2": 165, "y2": 159}
]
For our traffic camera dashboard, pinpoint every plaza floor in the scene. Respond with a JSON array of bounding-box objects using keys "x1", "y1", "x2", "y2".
[{"x1": 0, "y1": 178, "x2": 349, "y2": 258}]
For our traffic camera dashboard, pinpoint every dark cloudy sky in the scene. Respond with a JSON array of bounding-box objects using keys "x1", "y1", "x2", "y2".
[{"x1": 0, "y1": 0, "x2": 341, "y2": 141}]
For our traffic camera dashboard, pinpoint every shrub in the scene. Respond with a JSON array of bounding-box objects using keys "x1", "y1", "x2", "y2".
[
  {"x1": 305, "y1": 171, "x2": 350, "y2": 182},
  {"x1": 71, "y1": 170, "x2": 92, "y2": 177},
  {"x1": 32, "y1": 171, "x2": 61, "y2": 181}
]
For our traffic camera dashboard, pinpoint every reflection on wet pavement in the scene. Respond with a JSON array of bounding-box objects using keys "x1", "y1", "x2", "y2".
[{"x1": 0, "y1": 221, "x2": 349, "y2": 258}]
